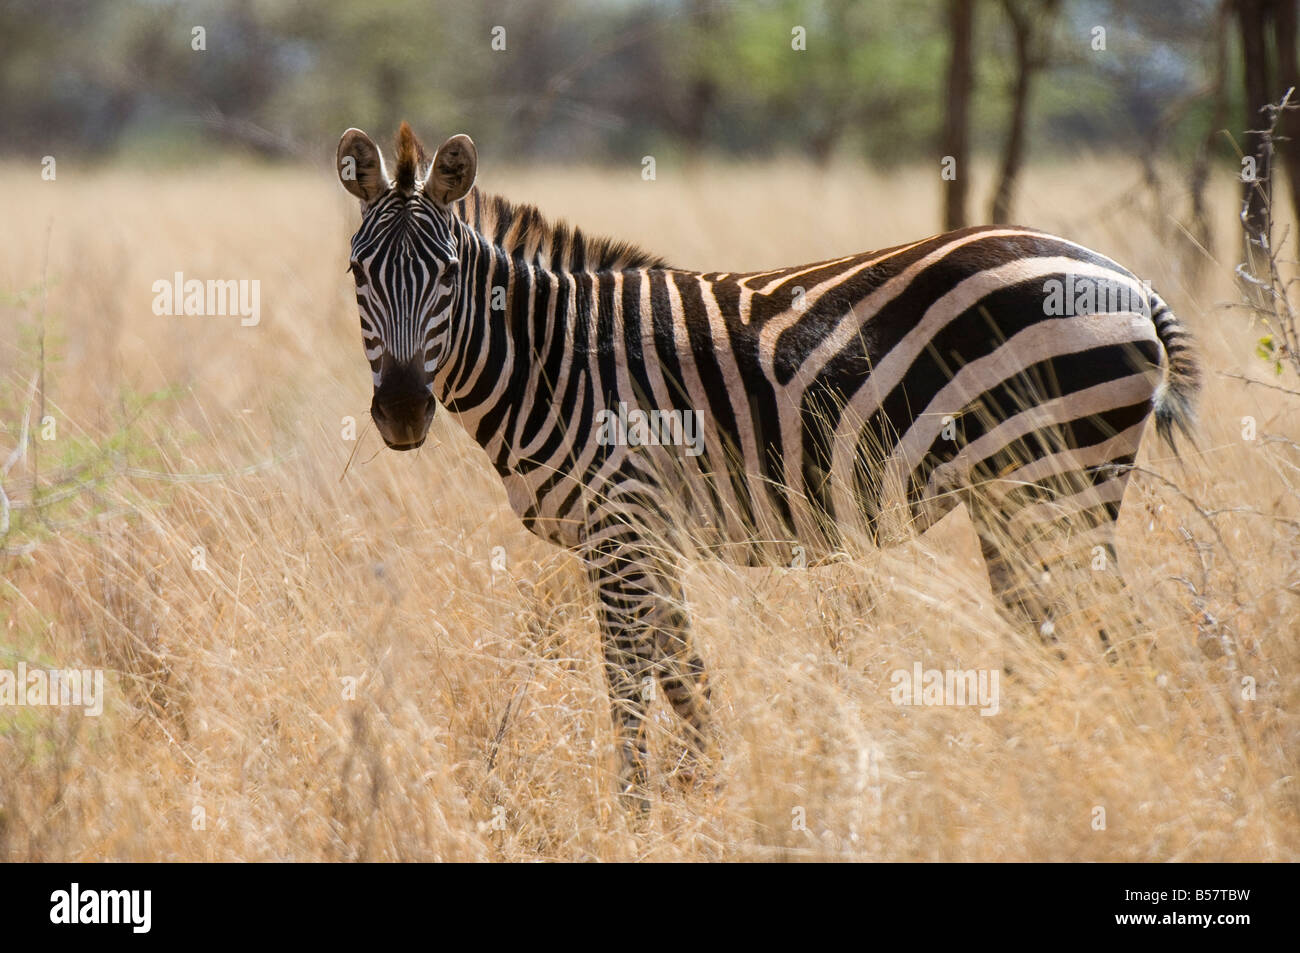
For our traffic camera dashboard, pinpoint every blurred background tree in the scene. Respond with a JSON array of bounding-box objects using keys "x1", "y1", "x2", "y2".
[{"x1": 0, "y1": 0, "x2": 1289, "y2": 236}]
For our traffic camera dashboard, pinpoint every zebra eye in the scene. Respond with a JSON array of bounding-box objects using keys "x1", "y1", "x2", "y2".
[{"x1": 348, "y1": 261, "x2": 367, "y2": 285}]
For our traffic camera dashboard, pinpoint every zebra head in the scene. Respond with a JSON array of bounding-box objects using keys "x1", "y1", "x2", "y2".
[{"x1": 336, "y1": 123, "x2": 478, "y2": 450}]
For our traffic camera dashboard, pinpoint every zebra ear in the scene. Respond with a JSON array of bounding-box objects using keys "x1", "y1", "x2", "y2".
[
  {"x1": 337, "y1": 128, "x2": 390, "y2": 207},
  {"x1": 425, "y1": 134, "x2": 477, "y2": 206}
]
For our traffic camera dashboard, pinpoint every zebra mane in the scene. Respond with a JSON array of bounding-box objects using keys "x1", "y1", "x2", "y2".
[{"x1": 451, "y1": 188, "x2": 670, "y2": 273}]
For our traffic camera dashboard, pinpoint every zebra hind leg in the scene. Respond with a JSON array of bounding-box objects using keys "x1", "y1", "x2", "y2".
[{"x1": 968, "y1": 457, "x2": 1140, "y2": 662}]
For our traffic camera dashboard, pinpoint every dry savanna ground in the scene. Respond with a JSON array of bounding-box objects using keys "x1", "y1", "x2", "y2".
[{"x1": 0, "y1": 155, "x2": 1296, "y2": 861}]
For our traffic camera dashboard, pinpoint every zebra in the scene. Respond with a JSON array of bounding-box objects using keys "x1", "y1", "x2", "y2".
[{"x1": 336, "y1": 123, "x2": 1200, "y2": 808}]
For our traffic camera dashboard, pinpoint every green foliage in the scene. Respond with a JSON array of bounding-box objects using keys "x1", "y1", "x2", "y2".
[
  {"x1": 0, "y1": 326, "x2": 185, "y2": 559},
  {"x1": 1256, "y1": 334, "x2": 1284, "y2": 376},
  {"x1": 701, "y1": 0, "x2": 946, "y2": 163},
  {"x1": 0, "y1": 0, "x2": 1233, "y2": 166}
]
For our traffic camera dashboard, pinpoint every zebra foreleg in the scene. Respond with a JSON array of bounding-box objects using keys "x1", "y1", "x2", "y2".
[
  {"x1": 650, "y1": 608, "x2": 713, "y2": 787},
  {"x1": 582, "y1": 523, "x2": 711, "y2": 810},
  {"x1": 597, "y1": 605, "x2": 654, "y2": 812}
]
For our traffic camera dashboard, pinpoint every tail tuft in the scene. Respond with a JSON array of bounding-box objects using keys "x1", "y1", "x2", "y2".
[{"x1": 1149, "y1": 293, "x2": 1201, "y2": 453}]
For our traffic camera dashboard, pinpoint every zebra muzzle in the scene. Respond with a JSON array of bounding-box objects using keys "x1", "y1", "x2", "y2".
[{"x1": 371, "y1": 367, "x2": 436, "y2": 451}]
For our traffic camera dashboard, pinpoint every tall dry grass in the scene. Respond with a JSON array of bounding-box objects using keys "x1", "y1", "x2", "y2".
[{"x1": 0, "y1": 156, "x2": 1296, "y2": 861}]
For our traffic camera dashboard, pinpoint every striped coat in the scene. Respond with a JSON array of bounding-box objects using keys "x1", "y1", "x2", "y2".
[{"x1": 338, "y1": 124, "x2": 1200, "y2": 807}]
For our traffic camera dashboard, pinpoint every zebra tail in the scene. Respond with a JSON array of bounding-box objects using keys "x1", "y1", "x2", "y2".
[{"x1": 1149, "y1": 292, "x2": 1202, "y2": 454}]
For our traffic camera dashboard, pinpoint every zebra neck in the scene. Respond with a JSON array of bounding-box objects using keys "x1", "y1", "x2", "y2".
[
  {"x1": 432, "y1": 221, "x2": 563, "y2": 474},
  {"x1": 433, "y1": 217, "x2": 665, "y2": 480}
]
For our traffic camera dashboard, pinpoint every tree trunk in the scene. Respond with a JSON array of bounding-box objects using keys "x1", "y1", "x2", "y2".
[
  {"x1": 941, "y1": 0, "x2": 975, "y2": 230},
  {"x1": 990, "y1": 2, "x2": 1035, "y2": 224},
  {"x1": 680, "y1": 0, "x2": 719, "y2": 145},
  {"x1": 1273, "y1": 0, "x2": 1300, "y2": 232},
  {"x1": 1237, "y1": 0, "x2": 1275, "y2": 256},
  {"x1": 1187, "y1": 0, "x2": 1232, "y2": 272}
]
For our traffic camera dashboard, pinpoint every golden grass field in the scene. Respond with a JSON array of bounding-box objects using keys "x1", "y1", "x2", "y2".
[{"x1": 0, "y1": 156, "x2": 1297, "y2": 861}]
